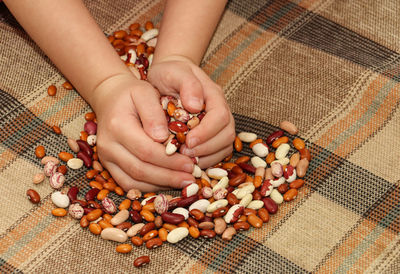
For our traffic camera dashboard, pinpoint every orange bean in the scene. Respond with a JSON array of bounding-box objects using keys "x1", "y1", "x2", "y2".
[
  {"x1": 47, "y1": 85, "x2": 56, "y2": 96},
  {"x1": 114, "y1": 187, "x2": 124, "y2": 196},
  {"x1": 283, "y1": 188, "x2": 298, "y2": 201},
  {"x1": 97, "y1": 189, "x2": 109, "y2": 200},
  {"x1": 189, "y1": 226, "x2": 200, "y2": 238},
  {"x1": 235, "y1": 156, "x2": 250, "y2": 164},
  {"x1": 272, "y1": 136, "x2": 289, "y2": 149},
  {"x1": 158, "y1": 228, "x2": 168, "y2": 241},
  {"x1": 293, "y1": 138, "x2": 305, "y2": 150},
  {"x1": 52, "y1": 126, "x2": 61, "y2": 135},
  {"x1": 35, "y1": 146, "x2": 46, "y2": 158},
  {"x1": 249, "y1": 138, "x2": 263, "y2": 149},
  {"x1": 140, "y1": 209, "x2": 155, "y2": 222},
  {"x1": 89, "y1": 181, "x2": 103, "y2": 190},
  {"x1": 145, "y1": 21, "x2": 154, "y2": 30},
  {"x1": 119, "y1": 199, "x2": 132, "y2": 210},
  {"x1": 52, "y1": 208, "x2": 67, "y2": 217},
  {"x1": 116, "y1": 243, "x2": 132, "y2": 253},
  {"x1": 89, "y1": 223, "x2": 102, "y2": 235},
  {"x1": 234, "y1": 136, "x2": 243, "y2": 152},
  {"x1": 266, "y1": 152, "x2": 275, "y2": 164},
  {"x1": 247, "y1": 214, "x2": 263, "y2": 228}
]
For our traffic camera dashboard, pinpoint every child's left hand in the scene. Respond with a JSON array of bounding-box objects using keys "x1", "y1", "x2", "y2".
[{"x1": 148, "y1": 55, "x2": 235, "y2": 168}]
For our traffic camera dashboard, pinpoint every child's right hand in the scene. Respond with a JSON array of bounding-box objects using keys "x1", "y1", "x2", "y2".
[{"x1": 90, "y1": 73, "x2": 196, "y2": 192}]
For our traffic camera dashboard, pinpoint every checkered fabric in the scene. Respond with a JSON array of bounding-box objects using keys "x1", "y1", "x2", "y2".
[{"x1": 1, "y1": 0, "x2": 400, "y2": 273}]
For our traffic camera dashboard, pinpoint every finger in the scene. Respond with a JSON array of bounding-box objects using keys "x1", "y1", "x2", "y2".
[
  {"x1": 116, "y1": 115, "x2": 195, "y2": 173},
  {"x1": 197, "y1": 145, "x2": 233, "y2": 169},
  {"x1": 151, "y1": 64, "x2": 204, "y2": 113},
  {"x1": 106, "y1": 162, "x2": 169, "y2": 192},
  {"x1": 131, "y1": 84, "x2": 169, "y2": 142},
  {"x1": 181, "y1": 121, "x2": 235, "y2": 157},
  {"x1": 110, "y1": 143, "x2": 196, "y2": 189}
]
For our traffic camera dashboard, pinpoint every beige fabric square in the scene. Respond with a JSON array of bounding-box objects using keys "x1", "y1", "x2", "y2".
[
  {"x1": 347, "y1": 104, "x2": 400, "y2": 183},
  {"x1": 265, "y1": 192, "x2": 360, "y2": 271}
]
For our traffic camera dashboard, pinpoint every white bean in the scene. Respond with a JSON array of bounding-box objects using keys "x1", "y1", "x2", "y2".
[
  {"x1": 252, "y1": 143, "x2": 269, "y2": 157},
  {"x1": 237, "y1": 132, "x2": 257, "y2": 142},
  {"x1": 167, "y1": 227, "x2": 189, "y2": 244},
  {"x1": 251, "y1": 156, "x2": 267, "y2": 168},
  {"x1": 275, "y1": 143, "x2": 290, "y2": 159}
]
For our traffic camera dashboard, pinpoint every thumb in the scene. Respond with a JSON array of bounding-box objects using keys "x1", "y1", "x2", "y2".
[{"x1": 131, "y1": 85, "x2": 169, "y2": 142}]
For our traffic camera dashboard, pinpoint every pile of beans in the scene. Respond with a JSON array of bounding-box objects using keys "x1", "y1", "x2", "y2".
[{"x1": 28, "y1": 21, "x2": 311, "y2": 268}]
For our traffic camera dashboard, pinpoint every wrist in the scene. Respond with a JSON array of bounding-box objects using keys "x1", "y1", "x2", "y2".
[{"x1": 152, "y1": 54, "x2": 197, "y2": 66}]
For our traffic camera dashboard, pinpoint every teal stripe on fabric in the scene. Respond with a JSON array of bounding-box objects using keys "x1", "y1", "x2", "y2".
[
  {"x1": 209, "y1": 2, "x2": 297, "y2": 82},
  {"x1": 334, "y1": 200, "x2": 400, "y2": 273},
  {"x1": 0, "y1": 92, "x2": 80, "y2": 153},
  {"x1": 1, "y1": 214, "x2": 58, "y2": 260},
  {"x1": 326, "y1": 78, "x2": 397, "y2": 152}
]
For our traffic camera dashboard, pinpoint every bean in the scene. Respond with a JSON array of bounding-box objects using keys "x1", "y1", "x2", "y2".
[
  {"x1": 222, "y1": 227, "x2": 236, "y2": 241},
  {"x1": 299, "y1": 148, "x2": 311, "y2": 161},
  {"x1": 116, "y1": 244, "x2": 132, "y2": 254},
  {"x1": 279, "y1": 120, "x2": 298, "y2": 135},
  {"x1": 127, "y1": 223, "x2": 145, "y2": 237},
  {"x1": 293, "y1": 138, "x2": 305, "y2": 150},
  {"x1": 189, "y1": 226, "x2": 200, "y2": 238},
  {"x1": 188, "y1": 199, "x2": 210, "y2": 213},
  {"x1": 190, "y1": 209, "x2": 205, "y2": 221},
  {"x1": 214, "y1": 217, "x2": 226, "y2": 235},
  {"x1": 41, "y1": 156, "x2": 60, "y2": 165},
  {"x1": 51, "y1": 191, "x2": 70, "y2": 208},
  {"x1": 233, "y1": 221, "x2": 250, "y2": 231},
  {"x1": 277, "y1": 183, "x2": 289, "y2": 194},
  {"x1": 67, "y1": 186, "x2": 79, "y2": 201},
  {"x1": 27, "y1": 189, "x2": 40, "y2": 204},
  {"x1": 200, "y1": 229, "x2": 216, "y2": 239},
  {"x1": 140, "y1": 222, "x2": 156, "y2": 236},
  {"x1": 35, "y1": 146, "x2": 46, "y2": 158},
  {"x1": 252, "y1": 143, "x2": 269, "y2": 158},
  {"x1": 97, "y1": 189, "x2": 109, "y2": 200},
  {"x1": 262, "y1": 197, "x2": 278, "y2": 214},
  {"x1": 226, "y1": 193, "x2": 239, "y2": 206},
  {"x1": 143, "y1": 230, "x2": 158, "y2": 242},
  {"x1": 289, "y1": 152, "x2": 300, "y2": 167},
  {"x1": 154, "y1": 215, "x2": 163, "y2": 228},
  {"x1": 102, "y1": 197, "x2": 117, "y2": 214},
  {"x1": 158, "y1": 228, "x2": 168, "y2": 241},
  {"x1": 247, "y1": 214, "x2": 263, "y2": 228},
  {"x1": 146, "y1": 237, "x2": 163, "y2": 249},
  {"x1": 67, "y1": 158, "x2": 84, "y2": 169},
  {"x1": 177, "y1": 195, "x2": 199, "y2": 208},
  {"x1": 100, "y1": 227, "x2": 128, "y2": 242},
  {"x1": 235, "y1": 156, "x2": 250, "y2": 164},
  {"x1": 98, "y1": 220, "x2": 113, "y2": 229},
  {"x1": 272, "y1": 136, "x2": 289, "y2": 149},
  {"x1": 134, "y1": 256, "x2": 150, "y2": 268},
  {"x1": 33, "y1": 173, "x2": 45, "y2": 184},
  {"x1": 283, "y1": 188, "x2": 298, "y2": 201},
  {"x1": 257, "y1": 208, "x2": 270, "y2": 223},
  {"x1": 198, "y1": 221, "x2": 214, "y2": 230},
  {"x1": 116, "y1": 222, "x2": 132, "y2": 231},
  {"x1": 111, "y1": 209, "x2": 129, "y2": 225},
  {"x1": 296, "y1": 158, "x2": 309, "y2": 178},
  {"x1": 57, "y1": 165, "x2": 67, "y2": 175},
  {"x1": 234, "y1": 136, "x2": 243, "y2": 152},
  {"x1": 229, "y1": 173, "x2": 247, "y2": 187},
  {"x1": 86, "y1": 209, "x2": 103, "y2": 221},
  {"x1": 237, "y1": 132, "x2": 257, "y2": 143},
  {"x1": 47, "y1": 85, "x2": 56, "y2": 96},
  {"x1": 89, "y1": 223, "x2": 102, "y2": 235},
  {"x1": 58, "y1": 151, "x2": 73, "y2": 162},
  {"x1": 266, "y1": 130, "x2": 284, "y2": 144},
  {"x1": 290, "y1": 179, "x2": 304, "y2": 189},
  {"x1": 80, "y1": 216, "x2": 89, "y2": 228},
  {"x1": 131, "y1": 236, "x2": 143, "y2": 247},
  {"x1": 62, "y1": 81, "x2": 73, "y2": 90},
  {"x1": 52, "y1": 125, "x2": 61, "y2": 134},
  {"x1": 77, "y1": 151, "x2": 92, "y2": 168},
  {"x1": 161, "y1": 212, "x2": 184, "y2": 224},
  {"x1": 211, "y1": 206, "x2": 228, "y2": 218},
  {"x1": 167, "y1": 227, "x2": 189, "y2": 244}
]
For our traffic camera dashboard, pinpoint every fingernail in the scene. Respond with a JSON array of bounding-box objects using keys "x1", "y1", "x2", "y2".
[
  {"x1": 152, "y1": 126, "x2": 168, "y2": 140},
  {"x1": 188, "y1": 97, "x2": 203, "y2": 110},
  {"x1": 187, "y1": 137, "x2": 199, "y2": 148},
  {"x1": 182, "y1": 147, "x2": 195, "y2": 157},
  {"x1": 183, "y1": 163, "x2": 194, "y2": 173},
  {"x1": 182, "y1": 180, "x2": 195, "y2": 187}
]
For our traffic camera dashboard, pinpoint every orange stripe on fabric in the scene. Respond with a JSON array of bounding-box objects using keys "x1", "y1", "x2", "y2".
[
  {"x1": 298, "y1": 0, "x2": 322, "y2": 9},
  {"x1": 315, "y1": 75, "x2": 387, "y2": 152},
  {"x1": 132, "y1": 0, "x2": 163, "y2": 27},
  {"x1": 333, "y1": 81, "x2": 400, "y2": 157},
  {"x1": 0, "y1": 149, "x2": 17, "y2": 170}
]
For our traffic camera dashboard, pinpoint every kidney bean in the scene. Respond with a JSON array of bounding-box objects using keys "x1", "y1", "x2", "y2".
[
  {"x1": 80, "y1": 215, "x2": 89, "y2": 228},
  {"x1": 77, "y1": 151, "x2": 92, "y2": 168},
  {"x1": 116, "y1": 244, "x2": 132, "y2": 254},
  {"x1": 72, "y1": 199, "x2": 87, "y2": 208},
  {"x1": 252, "y1": 190, "x2": 262, "y2": 201},
  {"x1": 228, "y1": 173, "x2": 247, "y2": 187},
  {"x1": 35, "y1": 145, "x2": 45, "y2": 158},
  {"x1": 134, "y1": 256, "x2": 150, "y2": 268},
  {"x1": 131, "y1": 236, "x2": 143, "y2": 247},
  {"x1": 163, "y1": 223, "x2": 178, "y2": 232},
  {"x1": 89, "y1": 223, "x2": 102, "y2": 235},
  {"x1": 85, "y1": 188, "x2": 100, "y2": 201},
  {"x1": 187, "y1": 217, "x2": 199, "y2": 228},
  {"x1": 26, "y1": 189, "x2": 40, "y2": 204},
  {"x1": 299, "y1": 148, "x2": 311, "y2": 161},
  {"x1": 177, "y1": 195, "x2": 199, "y2": 208},
  {"x1": 226, "y1": 193, "x2": 239, "y2": 206},
  {"x1": 247, "y1": 214, "x2": 263, "y2": 228},
  {"x1": 146, "y1": 237, "x2": 163, "y2": 249},
  {"x1": 222, "y1": 227, "x2": 236, "y2": 241},
  {"x1": 283, "y1": 188, "x2": 298, "y2": 201},
  {"x1": 266, "y1": 130, "x2": 284, "y2": 144},
  {"x1": 101, "y1": 227, "x2": 128, "y2": 242},
  {"x1": 83, "y1": 207, "x2": 95, "y2": 215},
  {"x1": 139, "y1": 222, "x2": 155, "y2": 236},
  {"x1": 161, "y1": 212, "x2": 185, "y2": 225},
  {"x1": 190, "y1": 209, "x2": 205, "y2": 221},
  {"x1": 272, "y1": 136, "x2": 289, "y2": 149},
  {"x1": 198, "y1": 221, "x2": 214, "y2": 230},
  {"x1": 85, "y1": 207, "x2": 102, "y2": 220},
  {"x1": 143, "y1": 230, "x2": 158, "y2": 242},
  {"x1": 52, "y1": 125, "x2": 61, "y2": 134},
  {"x1": 233, "y1": 221, "x2": 250, "y2": 231},
  {"x1": 279, "y1": 120, "x2": 298, "y2": 135},
  {"x1": 52, "y1": 208, "x2": 67, "y2": 217},
  {"x1": 262, "y1": 197, "x2": 278, "y2": 214},
  {"x1": 257, "y1": 208, "x2": 270, "y2": 223},
  {"x1": 200, "y1": 229, "x2": 216, "y2": 239},
  {"x1": 157, "y1": 228, "x2": 168, "y2": 242},
  {"x1": 277, "y1": 183, "x2": 289, "y2": 194},
  {"x1": 139, "y1": 209, "x2": 154, "y2": 222},
  {"x1": 234, "y1": 156, "x2": 250, "y2": 165},
  {"x1": 211, "y1": 207, "x2": 229, "y2": 218},
  {"x1": 237, "y1": 163, "x2": 256, "y2": 174},
  {"x1": 243, "y1": 208, "x2": 257, "y2": 216},
  {"x1": 116, "y1": 222, "x2": 132, "y2": 231}
]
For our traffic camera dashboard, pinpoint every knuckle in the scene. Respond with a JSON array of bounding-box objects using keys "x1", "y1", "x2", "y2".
[
  {"x1": 127, "y1": 163, "x2": 145, "y2": 180},
  {"x1": 219, "y1": 109, "x2": 231, "y2": 125},
  {"x1": 136, "y1": 146, "x2": 153, "y2": 162}
]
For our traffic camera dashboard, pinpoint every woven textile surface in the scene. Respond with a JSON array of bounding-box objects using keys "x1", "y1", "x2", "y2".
[{"x1": 1, "y1": 0, "x2": 400, "y2": 273}]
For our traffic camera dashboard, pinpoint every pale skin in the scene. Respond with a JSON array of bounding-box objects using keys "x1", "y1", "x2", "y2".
[{"x1": 4, "y1": 0, "x2": 235, "y2": 192}]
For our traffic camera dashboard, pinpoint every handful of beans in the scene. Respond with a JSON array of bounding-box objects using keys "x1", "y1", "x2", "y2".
[{"x1": 28, "y1": 21, "x2": 311, "y2": 268}]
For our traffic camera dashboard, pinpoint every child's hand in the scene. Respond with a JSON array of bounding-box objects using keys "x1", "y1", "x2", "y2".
[
  {"x1": 148, "y1": 56, "x2": 235, "y2": 168},
  {"x1": 91, "y1": 74, "x2": 196, "y2": 192}
]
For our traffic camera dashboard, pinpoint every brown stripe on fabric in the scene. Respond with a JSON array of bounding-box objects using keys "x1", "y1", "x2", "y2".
[{"x1": 227, "y1": 0, "x2": 400, "y2": 78}]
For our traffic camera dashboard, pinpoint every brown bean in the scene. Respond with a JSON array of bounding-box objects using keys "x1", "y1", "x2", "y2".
[
  {"x1": 231, "y1": 165, "x2": 243, "y2": 174},
  {"x1": 187, "y1": 217, "x2": 199, "y2": 228},
  {"x1": 113, "y1": 30, "x2": 127, "y2": 39},
  {"x1": 116, "y1": 244, "x2": 132, "y2": 254},
  {"x1": 289, "y1": 179, "x2": 305, "y2": 189},
  {"x1": 129, "y1": 23, "x2": 140, "y2": 31},
  {"x1": 139, "y1": 222, "x2": 156, "y2": 236},
  {"x1": 222, "y1": 227, "x2": 236, "y2": 241},
  {"x1": 158, "y1": 228, "x2": 168, "y2": 241},
  {"x1": 131, "y1": 236, "x2": 143, "y2": 246},
  {"x1": 290, "y1": 152, "x2": 300, "y2": 167},
  {"x1": 227, "y1": 193, "x2": 239, "y2": 206},
  {"x1": 200, "y1": 229, "x2": 216, "y2": 239},
  {"x1": 116, "y1": 222, "x2": 132, "y2": 231},
  {"x1": 161, "y1": 212, "x2": 185, "y2": 224},
  {"x1": 145, "y1": 21, "x2": 154, "y2": 30},
  {"x1": 89, "y1": 223, "x2": 102, "y2": 235},
  {"x1": 229, "y1": 173, "x2": 247, "y2": 187},
  {"x1": 154, "y1": 215, "x2": 163, "y2": 228},
  {"x1": 189, "y1": 226, "x2": 200, "y2": 238},
  {"x1": 143, "y1": 230, "x2": 158, "y2": 242},
  {"x1": 52, "y1": 208, "x2": 67, "y2": 217},
  {"x1": 84, "y1": 112, "x2": 96, "y2": 121},
  {"x1": 266, "y1": 130, "x2": 284, "y2": 145},
  {"x1": 234, "y1": 156, "x2": 250, "y2": 164},
  {"x1": 131, "y1": 200, "x2": 142, "y2": 211},
  {"x1": 190, "y1": 209, "x2": 205, "y2": 221},
  {"x1": 26, "y1": 189, "x2": 40, "y2": 204},
  {"x1": 57, "y1": 165, "x2": 68, "y2": 175},
  {"x1": 257, "y1": 208, "x2": 270, "y2": 223},
  {"x1": 247, "y1": 214, "x2": 263, "y2": 228},
  {"x1": 262, "y1": 197, "x2": 278, "y2": 214},
  {"x1": 134, "y1": 256, "x2": 150, "y2": 268},
  {"x1": 146, "y1": 237, "x2": 163, "y2": 249},
  {"x1": 47, "y1": 85, "x2": 57, "y2": 96},
  {"x1": 277, "y1": 183, "x2": 289, "y2": 194},
  {"x1": 233, "y1": 221, "x2": 250, "y2": 231},
  {"x1": 299, "y1": 148, "x2": 311, "y2": 161},
  {"x1": 35, "y1": 146, "x2": 46, "y2": 158},
  {"x1": 62, "y1": 81, "x2": 73, "y2": 90},
  {"x1": 212, "y1": 206, "x2": 229, "y2": 218},
  {"x1": 80, "y1": 215, "x2": 89, "y2": 228},
  {"x1": 198, "y1": 221, "x2": 214, "y2": 230},
  {"x1": 86, "y1": 209, "x2": 103, "y2": 221},
  {"x1": 58, "y1": 151, "x2": 73, "y2": 162},
  {"x1": 283, "y1": 188, "x2": 298, "y2": 201},
  {"x1": 52, "y1": 125, "x2": 61, "y2": 135},
  {"x1": 214, "y1": 217, "x2": 226, "y2": 235},
  {"x1": 67, "y1": 186, "x2": 79, "y2": 201},
  {"x1": 296, "y1": 158, "x2": 309, "y2": 178}
]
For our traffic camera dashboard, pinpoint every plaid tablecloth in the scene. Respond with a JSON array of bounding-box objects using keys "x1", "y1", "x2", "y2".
[{"x1": 1, "y1": 0, "x2": 400, "y2": 273}]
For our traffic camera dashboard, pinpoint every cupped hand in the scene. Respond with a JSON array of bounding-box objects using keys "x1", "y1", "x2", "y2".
[
  {"x1": 147, "y1": 56, "x2": 235, "y2": 168},
  {"x1": 90, "y1": 73, "x2": 196, "y2": 192}
]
